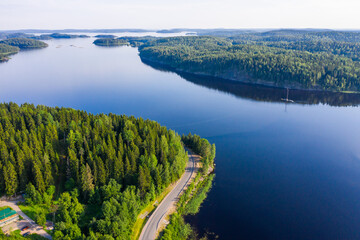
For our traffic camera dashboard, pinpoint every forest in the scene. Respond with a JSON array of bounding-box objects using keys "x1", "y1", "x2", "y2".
[
  {"x1": 0, "y1": 102, "x2": 215, "y2": 239},
  {"x1": 0, "y1": 38, "x2": 47, "y2": 62},
  {"x1": 138, "y1": 32, "x2": 360, "y2": 92},
  {"x1": 118, "y1": 36, "x2": 158, "y2": 47},
  {"x1": 0, "y1": 38, "x2": 48, "y2": 49},
  {"x1": 0, "y1": 43, "x2": 20, "y2": 62},
  {"x1": 93, "y1": 38, "x2": 128, "y2": 47},
  {"x1": 94, "y1": 35, "x2": 117, "y2": 39}
]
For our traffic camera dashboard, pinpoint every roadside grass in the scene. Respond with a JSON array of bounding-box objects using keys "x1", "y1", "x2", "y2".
[
  {"x1": 18, "y1": 204, "x2": 51, "y2": 222},
  {"x1": 0, "y1": 205, "x2": 13, "y2": 211},
  {"x1": 9, "y1": 230, "x2": 48, "y2": 239},
  {"x1": 131, "y1": 183, "x2": 176, "y2": 240}
]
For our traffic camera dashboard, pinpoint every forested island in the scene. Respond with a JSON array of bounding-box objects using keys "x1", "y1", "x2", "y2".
[
  {"x1": 94, "y1": 35, "x2": 117, "y2": 39},
  {"x1": 0, "y1": 38, "x2": 48, "y2": 49},
  {"x1": 138, "y1": 31, "x2": 360, "y2": 92},
  {"x1": 0, "y1": 38, "x2": 48, "y2": 62},
  {"x1": 0, "y1": 44, "x2": 19, "y2": 62},
  {"x1": 34, "y1": 33, "x2": 90, "y2": 40},
  {"x1": 0, "y1": 103, "x2": 215, "y2": 239},
  {"x1": 93, "y1": 38, "x2": 128, "y2": 47}
]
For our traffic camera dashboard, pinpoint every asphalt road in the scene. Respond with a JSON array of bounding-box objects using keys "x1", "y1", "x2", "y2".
[{"x1": 139, "y1": 150, "x2": 196, "y2": 240}]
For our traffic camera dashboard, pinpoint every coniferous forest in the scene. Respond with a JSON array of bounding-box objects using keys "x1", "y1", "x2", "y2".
[
  {"x1": 0, "y1": 102, "x2": 198, "y2": 239},
  {"x1": 138, "y1": 32, "x2": 360, "y2": 92}
]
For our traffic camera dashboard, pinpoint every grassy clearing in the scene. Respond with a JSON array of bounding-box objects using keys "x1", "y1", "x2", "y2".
[
  {"x1": 18, "y1": 204, "x2": 49, "y2": 222},
  {"x1": 5, "y1": 229, "x2": 48, "y2": 240},
  {"x1": 131, "y1": 183, "x2": 176, "y2": 240}
]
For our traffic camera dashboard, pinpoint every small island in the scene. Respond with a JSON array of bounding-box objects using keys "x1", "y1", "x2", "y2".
[
  {"x1": 32, "y1": 33, "x2": 90, "y2": 40},
  {"x1": 93, "y1": 38, "x2": 128, "y2": 46},
  {"x1": 0, "y1": 38, "x2": 48, "y2": 62},
  {"x1": 0, "y1": 43, "x2": 20, "y2": 62},
  {"x1": 94, "y1": 34, "x2": 117, "y2": 39},
  {"x1": 0, "y1": 38, "x2": 48, "y2": 49}
]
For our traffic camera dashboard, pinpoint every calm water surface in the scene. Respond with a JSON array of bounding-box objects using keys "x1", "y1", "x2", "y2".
[{"x1": 1, "y1": 34, "x2": 360, "y2": 240}]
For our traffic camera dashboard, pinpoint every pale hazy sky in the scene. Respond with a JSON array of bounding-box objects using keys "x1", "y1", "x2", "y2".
[{"x1": 0, "y1": 0, "x2": 359, "y2": 30}]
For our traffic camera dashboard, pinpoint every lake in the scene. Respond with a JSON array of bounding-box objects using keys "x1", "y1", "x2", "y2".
[{"x1": 1, "y1": 33, "x2": 360, "y2": 240}]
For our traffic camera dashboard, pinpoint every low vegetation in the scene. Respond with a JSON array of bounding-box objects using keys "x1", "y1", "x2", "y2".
[
  {"x1": 157, "y1": 135, "x2": 216, "y2": 240},
  {"x1": 0, "y1": 229, "x2": 47, "y2": 240}
]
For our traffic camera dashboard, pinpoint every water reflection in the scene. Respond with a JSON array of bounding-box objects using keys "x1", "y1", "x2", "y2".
[{"x1": 141, "y1": 59, "x2": 360, "y2": 107}]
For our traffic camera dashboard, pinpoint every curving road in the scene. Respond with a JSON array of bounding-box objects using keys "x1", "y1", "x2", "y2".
[{"x1": 139, "y1": 149, "x2": 196, "y2": 240}]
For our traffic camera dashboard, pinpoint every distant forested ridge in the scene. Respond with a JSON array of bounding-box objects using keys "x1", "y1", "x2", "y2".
[
  {"x1": 93, "y1": 38, "x2": 128, "y2": 46},
  {"x1": 0, "y1": 102, "x2": 202, "y2": 239},
  {"x1": 94, "y1": 35, "x2": 117, "y2": 39},
  {"x1": 38, "y1": 33, "x2": 90, "y2": 39},
  {"x1": 139, "y1": 32, "x2": 360, "y2": 92},
  {"x1": 0, "y1": 38, "x2": 48, "y2": 49}
]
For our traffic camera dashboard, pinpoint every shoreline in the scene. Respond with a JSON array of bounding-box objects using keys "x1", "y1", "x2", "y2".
[
  {"x1": 139, "y1": 56, "x2": 360, "y2": 94},
  {"x1": 138, "y1": 148, "x2": 200, "y2": 240}
]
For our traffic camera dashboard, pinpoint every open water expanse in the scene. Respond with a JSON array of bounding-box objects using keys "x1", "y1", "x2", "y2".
[{"x1": 1, "y1": 33, "x2": 360, "y2": 239}]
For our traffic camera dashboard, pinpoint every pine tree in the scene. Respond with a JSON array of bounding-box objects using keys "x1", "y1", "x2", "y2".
[
  {"x1": 80, "y1": 163, "x2": 94, "y2": 198},
  {"x1": 3, "y1": 161, "x2": 18, "y2": 196}
]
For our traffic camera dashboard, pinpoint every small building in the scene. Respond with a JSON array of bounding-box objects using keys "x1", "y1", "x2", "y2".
[{"x1": 0, "y1": 208, "x2": 19, "y2": 227}]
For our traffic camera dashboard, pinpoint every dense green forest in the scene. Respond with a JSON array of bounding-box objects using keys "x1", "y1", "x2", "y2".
[
  {"x1": 118, "y1": 36, "x2": 158, "y2": 47},
  {"x1": 93, "y1": 38, "x2": 128, "y2": 47},
  {"x1": 0, "y1": 102, "x2": 200, "y2": 239},
  {"x1": 94, "y1": 35, "x2": 117, "y2": 39},
  {"x1": 138, "y1": 33, "x2": 360, "y2": 92},
  {"x1": 0, "y1": 38, "x2": 48, "y2": 49},
  {"x1": 33, "y1": 33, "x2": 90, "y2": 40},
  {"x1": 0, "y1": 38, "x2": 47, "y2": 62},
  {"x1": 0, "y1": 43, "x2": 20, "y2": 62}
]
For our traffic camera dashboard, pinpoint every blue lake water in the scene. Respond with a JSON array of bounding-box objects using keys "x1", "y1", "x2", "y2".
[{"x1": 1, "y1": 33, "x2": 360, "y2": 239}]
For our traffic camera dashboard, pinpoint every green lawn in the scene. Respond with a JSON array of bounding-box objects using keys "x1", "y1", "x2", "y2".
[
  {"x1": 18, "y1": 204, "x2": 50, "y2": 222},
  {"x1": 4, "y1": 230, "x2": 48, "y2": 240},
  {"x1": 0, "y1": 205, "x2": 13, "y2": 211}
]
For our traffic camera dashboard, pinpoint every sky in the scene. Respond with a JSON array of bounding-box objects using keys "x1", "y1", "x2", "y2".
[{"x1": 0, "y1": 0, "x2": 359, "y2": 30}]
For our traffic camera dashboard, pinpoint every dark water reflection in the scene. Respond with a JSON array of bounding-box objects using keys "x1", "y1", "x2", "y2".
[{"x1": 141, "y1": 59, "x2": 360, "y2": 107}]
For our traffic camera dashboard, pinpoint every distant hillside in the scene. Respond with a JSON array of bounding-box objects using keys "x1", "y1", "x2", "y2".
[{"x1": 139, "y1": 35, "x2": 360, "y2": 92}]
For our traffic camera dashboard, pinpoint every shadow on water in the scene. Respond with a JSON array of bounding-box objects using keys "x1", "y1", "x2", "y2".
[{"x1": 141, "y1": 59, "x2": 360, "y2": 107}]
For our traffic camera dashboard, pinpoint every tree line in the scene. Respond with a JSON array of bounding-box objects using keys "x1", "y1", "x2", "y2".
[
  {"x1": 0, "y1": 102, "x2": 195, "y2": 239},
  {"x1": 138, "y1": 35, "x2": 360, "y2": 92},
  {"x1": 0, "y1": 43, "x2": 20, "y2": 62}
]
